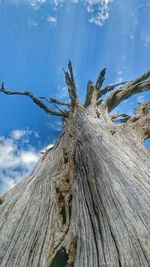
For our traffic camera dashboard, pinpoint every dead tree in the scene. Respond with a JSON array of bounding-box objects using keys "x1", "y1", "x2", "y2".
[{"x1": 0, "y1": 62, "x2": 150, "y2": 267}]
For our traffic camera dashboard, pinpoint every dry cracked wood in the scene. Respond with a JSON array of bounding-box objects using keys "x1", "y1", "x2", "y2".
[
  {"x1": 0, "y1": 63, "x2": 150, "y2": 266},
  {"x1": 0, "y1": 108, "x2": 150, "y2": 267}
]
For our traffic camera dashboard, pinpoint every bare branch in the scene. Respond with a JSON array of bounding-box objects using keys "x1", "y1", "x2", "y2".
[
  {"x1": 53, "y1": 105, "x2": 69, "y2": 116},
  {"x1": 0, "y1": 85, "x2": 67, "y2": 117},
  {"x1": 68, "y1": 60, "x2": 75, "y2": 84},
  {"x1": 98, "y1": 81, "x2": 127, "y2": 99},
  {"x1": 39, "y1": 97, "x2": 71, "y2": 107},
  {"x1": 1, "y1": 82, "x2": 5, "y2": 89},
  {"x1": 126, "y1": 70, "x2": 150, "y2": 87},
  {"x1": 38, "y1": 96, "x2": 51, "y2": 104},
  {"x1": 50, "y1": 98, "x2": 71, "y2": 107},
  {"x1": 95, "y1": 68, "x2": 106, "y2": 91},
  {"x1": 64, "y1": 61, "x2": 79, "y2": 109},
  {"x1": 104, "y1": 71, "x2": 150, "y2": 112}
]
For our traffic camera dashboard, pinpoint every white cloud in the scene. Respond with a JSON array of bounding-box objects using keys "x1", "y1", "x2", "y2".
[
  {"x1": 52, "y1": 0, "x2": 64, "y2": 7},
  {"x1": 116, "y1": 70, "x2": 124, "y2": 83},
  {"x1": 56, "y1": 86, "x2": 69, "y2": 100},
  {"x1": 0, "y1": 129, "x2": 54, "y2": 195},
  {"x1": 28, "y1": 0, "x2": 47, "y2": 9},
  {"x1": 10, "y1": 129, "x2": 27, "y2": 140},
  {"x1": 40, "y1": 143, "x2": 54, "y2": 153},
  {"x1": 47, "y1": 16, "x2": 57, "y2": 26},
  {"x1": 87, "y1": 0, "x2": 113, "y2": 26},
  {"x1": 20, "y1": 151, "x2": 39, "y2": 165},
  {"x1": 26, "y1": 0, "x2": 113, "y2": 26}
]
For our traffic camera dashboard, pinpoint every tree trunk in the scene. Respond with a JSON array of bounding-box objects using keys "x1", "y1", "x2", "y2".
[{"x1": 0, "y1": 107, "x2": 150, "y2": 267}]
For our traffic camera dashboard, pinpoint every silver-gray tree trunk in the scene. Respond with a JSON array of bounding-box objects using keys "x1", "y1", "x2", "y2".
[{"x1": 0, "y1": 107, "x2": 150, "y2": 267}]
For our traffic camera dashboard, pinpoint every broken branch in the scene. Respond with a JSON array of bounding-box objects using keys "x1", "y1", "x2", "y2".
[
  {"x1": 84, "y1": 81, "x2": 95, "y2": 107},
  {"x1": 64, "y1": 61, "x2": 79, "y2": 109},
  {"x1": 95, "y1": 68, "x2": 106, "y2": 91}
]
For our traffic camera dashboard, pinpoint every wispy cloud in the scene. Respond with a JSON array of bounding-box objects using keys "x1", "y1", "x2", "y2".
[
  {"x1": 115, "y1": 70, "x2": 124, "y2": 83},
  {"x1": 47, "y1": 16, "x2": 57, "y2": 26},
  {"x1": 28, "y1": 18, "x2": 39, "y2": 27},
  {"x1": 136, "y1": 94, "x2": 145, "y2": 104},
  {"x1": 138, "y1": 1, "x2": 150, "y2": 10},
  {"x1": 122, "y1": 11, "x2": 138, "y2": 42},
  {"x1": 26, "y1": 0, "x2": 113, "y2": 26},
  {"x1": 86, "y1": 0, "x2": 113, "y2": 26},
  {"x1": 0, "y1": 129, "x2": 53, "y2": 195},
  {"x1": 27, "y1": 0, "x2": 47, "y2": 9},
  {"x1": 10, "y1": 129, "x2": 28, "y2": 140},
  {"x1": 50, "y1": 120, "x2": 62, "y2": 132},
  {"x1": 141, "y1": 32, "x2": 150, "y2": 48},
  {"x1": 56, "y1": 86, "x2": 69, "y2": 100}
]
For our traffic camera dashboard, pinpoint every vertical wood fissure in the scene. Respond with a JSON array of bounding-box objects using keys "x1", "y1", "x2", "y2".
[{"x1": 0, "y1": 109, "x2": 150, "y2": 267}]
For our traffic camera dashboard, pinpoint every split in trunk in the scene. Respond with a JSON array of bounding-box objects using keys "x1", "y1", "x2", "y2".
[{"x1": 0, "y1": 62, "x2": 150, "y2": 267}]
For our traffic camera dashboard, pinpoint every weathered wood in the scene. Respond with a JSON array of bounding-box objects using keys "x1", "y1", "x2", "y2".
[
  {"x1": 84, "y1": 81, "x2": 96, "y2": 107},
  {"x1": 0, "y1": 64, "x2": 150, "y2": 266},
  {"x1": 64, "y1": 61, "x2": 79, "y2": 109},
  {"x1": 0, "y1": 107, "x2": 150, "y2": 267},
  {"x1": 104, "y1": 71, "x2": 150, "y2": 112},
  {"x1": 95, "y1": 68, "x2": 106, "y2": 90},
  {"x1": 135, "y1": 102, "x2": 150, "y2": 115},
  {"x1": 97, "y1": 81, "x2": 127, "y2": 99}
]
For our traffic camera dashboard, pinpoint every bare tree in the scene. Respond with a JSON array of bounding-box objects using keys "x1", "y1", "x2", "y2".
[{"x1": 0, "y1": 62, "x2": 150, "y2": 267}]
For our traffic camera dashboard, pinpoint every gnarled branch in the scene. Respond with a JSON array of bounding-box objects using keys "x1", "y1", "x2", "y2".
[
  {"x1": 0, "y1": 85, "x2": 67, "y2": 117},
  {"x1": 127, "y1": 113, "x2": 150, "y2": 141},
  {"x1": 104, "y1": 70, "x2": 150, "y2": 112},
  {"x1": 98, "y1": 81, "x2": 127, "y2": 99},
  {"x1": 124, "y1": 101, "x2": 150, "y2": 140},
  {"x1": 64, "y1": 61, "x2": 79, "y2": 109}
]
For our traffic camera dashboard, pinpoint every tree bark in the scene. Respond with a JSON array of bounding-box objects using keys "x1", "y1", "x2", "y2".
[{"x1": 0, "y1": 106, "x2": 150, "y2": 267}]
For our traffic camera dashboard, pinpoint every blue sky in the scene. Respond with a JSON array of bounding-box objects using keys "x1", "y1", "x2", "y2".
[{"x1": 0, "y1": 0, "x2": 150, "y2": 194}]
